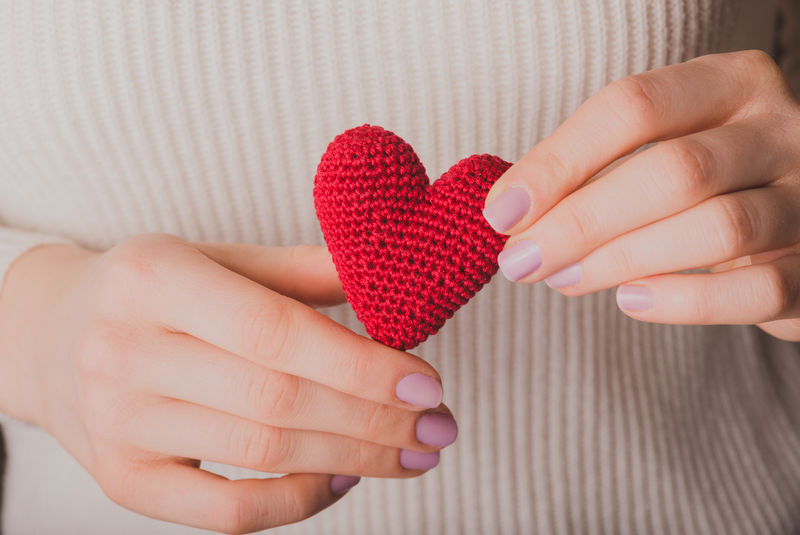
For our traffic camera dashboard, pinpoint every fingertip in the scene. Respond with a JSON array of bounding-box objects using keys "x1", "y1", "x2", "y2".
[
  {"x1": 484, "y1": 162, "x2": 522, "y2": 203},
  {"x1": 482, "y1": 185, "x2": 533, "y2": 234},
  {"x1": 330, "y1": 474, "x2": 361, "y2": 496},
  {"x1": 415, "y1": 411, "x2": 458, "y2": 448},
  {"x1": 484, "y1": 169, "x2": 508, "y2": 204},
  {"x1": 399, "y1": 449, "x2": 441, "y2": 471},
  {"x1": 395, "y1": 372, "x2": 443, "y2": 409},
  {"x1": 616, "y1": 284, "x2": 654, "y2": 313}
]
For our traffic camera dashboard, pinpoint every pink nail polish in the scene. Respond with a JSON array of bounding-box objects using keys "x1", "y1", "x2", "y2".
[
  {"x1": 617, "y1": 285, "x2": 654, "y2": 311},
  {"x1": 545, "y1": 262, "x2": 582, "y2": 288},
  {"x1": 330, "y1": 475, "x2": 361, "y2": 495},
  {"x1": 482, "y1": 187, "x2": 531, "y2": 233},
  {"x1": 498, "y1": 240, "x2": 542, "y2": 282},
  {"x1": 416, "y1": 413, "x2": 458, "y2": 447},
  {"x1": 395, "y1": 373, "x2": 443, "y2": 409},
  {"x1": 399, "y1": 449, "x2": 440, "y2": 470}
]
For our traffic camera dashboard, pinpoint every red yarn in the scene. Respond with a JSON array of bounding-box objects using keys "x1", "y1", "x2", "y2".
[{"x1": 314, "y1": 125, "x2": 511, "y2": 350}]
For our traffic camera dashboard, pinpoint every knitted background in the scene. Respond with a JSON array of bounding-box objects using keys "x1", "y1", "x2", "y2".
[{"x1": 314, "y1": 125, "x2": 511, "y2": 350}]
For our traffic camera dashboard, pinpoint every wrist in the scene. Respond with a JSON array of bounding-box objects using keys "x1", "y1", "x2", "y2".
[{"x1": 0, "y1": 243, "x2": 97, "y2": 426}]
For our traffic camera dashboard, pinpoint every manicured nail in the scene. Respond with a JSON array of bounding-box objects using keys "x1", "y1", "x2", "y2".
[
  {"x1": 399, "y1": 449, "x2": 440, "y2": 471},
  {"x1": 416, "y1": 413, "x2": 458, "y2": 447},
  {"x1": 617, "y1": 285, "x2": 654, "y2": 311},
  {"x1": 395, "y1": 373, "x2": 443, "y2": 409},
  {"x1": 330, "y1": 475, "x2": 361, "y2": 495},
  {"x1": 482, "y1": 186, "x2": 532, "y2": 233},
  {"x1": 545, "y1": 262, "x2": 582, "y2": 289},
  {"x1": 498, "y1": 240, "x2": 542, "y2": 282}
]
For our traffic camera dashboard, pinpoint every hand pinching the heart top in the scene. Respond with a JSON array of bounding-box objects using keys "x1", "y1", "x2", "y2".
[{"x1": 483, "y1": 50, "x2": 800, "y2": 341}]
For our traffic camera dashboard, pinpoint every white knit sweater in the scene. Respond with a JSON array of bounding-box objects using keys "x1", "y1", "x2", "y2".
[{"x1": 2, "y1": 1, "x2": 800, "y2": 534}]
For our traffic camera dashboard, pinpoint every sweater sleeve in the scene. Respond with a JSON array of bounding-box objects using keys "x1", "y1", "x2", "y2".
[
  {"x1": 0, "y1": 226, "x2": 72, "y2": 291},
  {"x1": 777, "y1": 0, "x2": 800, "y2": 97}
]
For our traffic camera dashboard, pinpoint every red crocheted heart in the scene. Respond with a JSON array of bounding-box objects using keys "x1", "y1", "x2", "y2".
[{"x1": 314, "y1": 125, "x2": 510, "y2": 350}]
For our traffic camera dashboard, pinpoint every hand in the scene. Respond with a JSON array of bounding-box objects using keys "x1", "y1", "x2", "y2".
[
  {"x1": 482, "y1": 50, "x2": 800, "y2": 342},
  {"x1": 0, "y1": 234, "x2": 457, "y2": 534}
]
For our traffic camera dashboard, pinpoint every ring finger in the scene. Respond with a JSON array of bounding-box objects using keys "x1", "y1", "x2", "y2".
[
  {"x1": 125, "y1": 398, "x2": 443, "y2": 477},
  {"x1": 562, "y1": 185, "x2": 800, "y2": 294}
]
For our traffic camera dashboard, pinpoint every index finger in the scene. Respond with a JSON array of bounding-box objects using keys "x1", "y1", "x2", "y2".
[
  {"x1": 150, "y1": 248, "x2": 444, "y2": 411},
  {"x1": 483, "y1": 50, "x2": 782, "y2": 235}
]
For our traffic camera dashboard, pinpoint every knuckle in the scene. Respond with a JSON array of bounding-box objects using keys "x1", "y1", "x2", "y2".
[
  {"x1": 610, "y1": 244, "x2": 638, "y2": 280},
  {"x1": 657, "y1": 138, "x2": 717, "y2": 201},
  {"x1": 232, "y1": 421, "x2": 287, "y2": 470},
  {"x1": 561, "y1": 202, "x2": 602, "y2": 246},
  {"x1": 215, "y1": 485, "x2": 317, "y2": 534},
  {"x1": 533, "y1": 146, "x2": 576, "y2": 185},
  {"x1": 689, "y1": 283, "x2": 717, "y2": 324},
  {"x1": 757, "y1": 264, "x2": 795, "y2": 319},
  {"x1": 247, "y1": 372, "x2": 302, "y2": 425},
  {"x1": 736, "y1": 49, "x2": 781, "y2": 77},
  {"x1": 277, "y1": 484, "x2": 319, "y2": 522},
  {"x1": 76, "y1": 320, "x2": 135, "y2": 381},
  {"x1": 216, "y1": 492, "x2": 254, "y2": 535},
  {"x1": 605, "y1": 74, "x2": 662, "y2": 128},
  {"x1": 331, "y1": 351, "x2": 374, "y2": 398},
  {"x1": 360, "y1": 403, "x2": 393, "y2": 442},
  {"x1": 350, "y1": 437, "x2": 375, "y2": 474},
  {"x1": 729, "y1": 50, "x2": 792, "y2": 108},
  {"x1": 707, "y1": 196, "x2": 759, "y2": 258},
  {"x1": 95, "y1": 459, "x2": 138, "y2": 508},
  {"x1": 240, "y1": 299, "x2": 298, "y2": 364},
  {"x1": 100, "y1": 234, "x2": 182, "y2": 288}
]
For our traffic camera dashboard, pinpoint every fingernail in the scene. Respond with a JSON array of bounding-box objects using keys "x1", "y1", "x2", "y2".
[
  {"x1": 498, "y1": 240, "x2": 542, "y2": 282},
  {"x1": 617, "y1": 285, "x2": 654, "y2": 311},
  {"x1": 482, "y1": 186, "x2": 531, "y2": 233},
  {"x1": 395, "y1": 373, "x2": 443, "y2": 409},
  {"x1": 330, "y1": 475, "x2": 361, "y2": 495},
  {"x1": 416, "y1": 413, "x2": 458, "y2": 447},
  {"x1": 399, "y1": 449, "x2": 440, "y2": 471},
  {"x1": 545, "y1": 262, "x2": 582, "y2": 289}
]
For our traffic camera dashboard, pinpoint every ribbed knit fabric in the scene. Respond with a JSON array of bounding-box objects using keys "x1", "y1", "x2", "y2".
[{"x1": 1, "y1": 1, "x2": 799, "y2": 534}]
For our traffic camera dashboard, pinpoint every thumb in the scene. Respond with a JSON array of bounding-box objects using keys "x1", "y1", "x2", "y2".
[{"x1": 193, "y1": 242, "x2": 346, "y2": 307}]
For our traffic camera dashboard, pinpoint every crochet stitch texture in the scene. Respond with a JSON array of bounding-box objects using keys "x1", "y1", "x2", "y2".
[{"x1": 314, "y1": 125, "x2": 511, "y2": 350}]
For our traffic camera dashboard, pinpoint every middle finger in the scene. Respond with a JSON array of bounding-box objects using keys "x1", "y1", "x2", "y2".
[
  {"x1": 560, "y1": 185, "x2": 800, "y2": 294},
  {"x1": 131, "y1": 332, "x2": 457, "y2": 451}
]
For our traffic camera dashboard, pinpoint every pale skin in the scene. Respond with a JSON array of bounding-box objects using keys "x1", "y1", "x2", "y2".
[
  {"x1": 486, "y1": 50, "x2": 800, "y2": 342},
  {"x1": 0, "y1": 235, "x2": 453, "y2": 534},
  {"x1": 1, "y1": 49, "x2": 799, "y2": 535}
]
